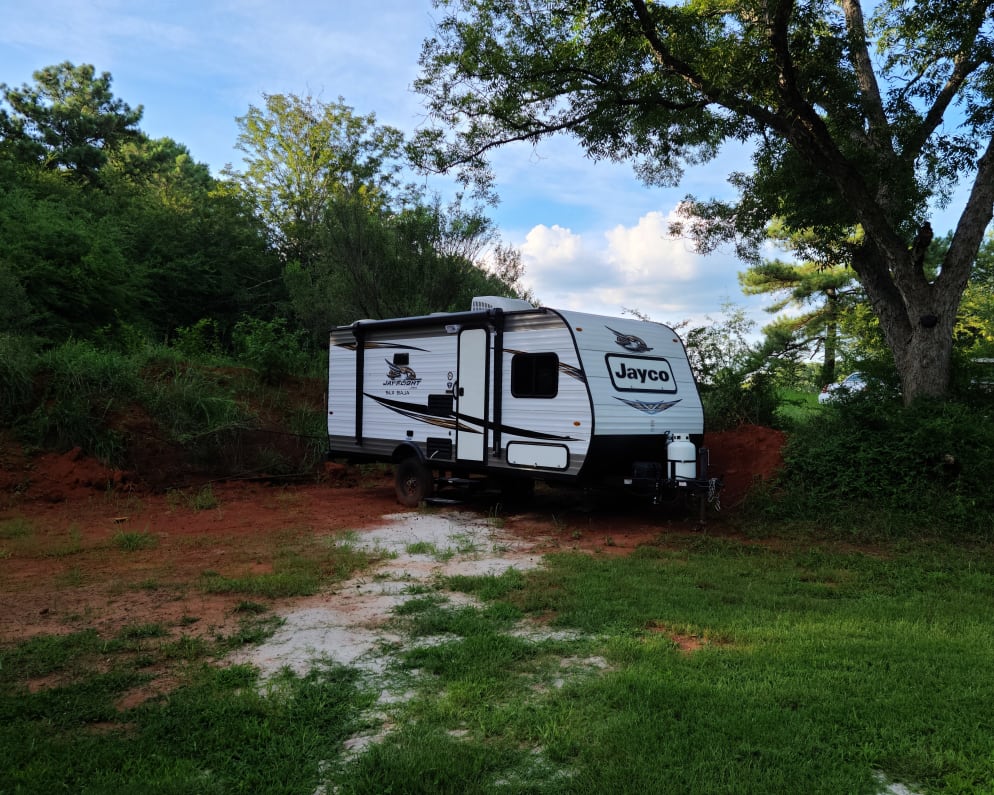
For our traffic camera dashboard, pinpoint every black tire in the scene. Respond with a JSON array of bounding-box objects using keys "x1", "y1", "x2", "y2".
[{"x1": 394, "y1": 458, "x2": 433, "y2": 507}]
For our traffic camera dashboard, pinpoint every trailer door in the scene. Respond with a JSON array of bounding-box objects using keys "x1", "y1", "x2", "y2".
[{"x1": 456, "y1": 328, "x2": 488, "y2": 462}]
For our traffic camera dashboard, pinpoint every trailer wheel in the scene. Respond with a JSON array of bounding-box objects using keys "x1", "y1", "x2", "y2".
[{"x1": 395, "y1": 458, "x2": 433, "y2": 507}]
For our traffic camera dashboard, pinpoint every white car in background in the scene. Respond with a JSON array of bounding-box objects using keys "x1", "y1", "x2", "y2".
[{"x1": 818, "y1": 372, "x2": 867, "y2": 404}]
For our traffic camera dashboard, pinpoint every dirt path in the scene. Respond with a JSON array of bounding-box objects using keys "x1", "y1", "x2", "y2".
[{"x1": 229, "y1": 509, "x2": 550, "y2": 678}]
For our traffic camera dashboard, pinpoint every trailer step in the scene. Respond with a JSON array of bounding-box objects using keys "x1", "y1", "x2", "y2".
[{"x1": 436, "y1": 476, "x2": 486, "y2": 491}]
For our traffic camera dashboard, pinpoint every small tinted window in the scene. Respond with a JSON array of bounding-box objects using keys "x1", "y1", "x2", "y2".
[{"x1": 511, "y1": 353, "x2": 559, "y2": 398}]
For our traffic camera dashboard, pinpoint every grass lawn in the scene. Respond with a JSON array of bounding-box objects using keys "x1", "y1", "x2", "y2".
[{"x1": 3, "y1": 531, "x2": 993, "y2": 793}]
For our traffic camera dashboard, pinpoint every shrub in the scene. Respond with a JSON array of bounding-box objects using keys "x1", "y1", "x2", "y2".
[
  {"x1": 172, "y1": 318, "x2": 226, "y2": 361},
  {"x1": 759, "y1": 394, "x2": 994, "y2": 537},
  {"x1": 701, "y1": 368, "x2": 779, "y2": 431},
  {"x1": 232, "y1": 317, "x2": 309, "y2": 384}
]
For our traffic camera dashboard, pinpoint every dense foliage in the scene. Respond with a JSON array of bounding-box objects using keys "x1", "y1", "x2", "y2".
[
  {"x1": 0, "y1": 63, "x2": 526, "y2": 479},
  {"x1": 749, "y1": 390, "x2": 994, "y2": 537},
  {"x1": 0, "y1": 64, "x2": 523, "y2": 353}
]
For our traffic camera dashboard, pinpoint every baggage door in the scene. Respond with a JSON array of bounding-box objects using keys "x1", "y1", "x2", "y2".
[{"x1": 456, "y1": 328, "x2": 488, "y2": 462}]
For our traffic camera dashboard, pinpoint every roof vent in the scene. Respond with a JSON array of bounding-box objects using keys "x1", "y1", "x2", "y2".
[{"x1": 471, "y1": 296, "x2": 535, "y2": 312}]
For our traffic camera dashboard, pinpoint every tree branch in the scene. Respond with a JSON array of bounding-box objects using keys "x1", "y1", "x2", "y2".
[
  {"x1": 940, "y1": 134, "x2": 994, "y2": 293},
  {"x1": 764, "y1": 1, "x2": 914, "y2": 275},
  {"x1": 904, "y1": 54, "x2": 983, "y2": 161},
  {"x1": 628, "y1": 0, "x2": 789, "y2": 135},
  {"x1": 839, "y1": 0, "x2": 893, "y2": 158}
]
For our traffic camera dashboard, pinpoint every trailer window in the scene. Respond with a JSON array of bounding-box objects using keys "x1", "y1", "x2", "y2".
[{"x1": 511, "y1": 353, "x2": 559, "y2": 398}]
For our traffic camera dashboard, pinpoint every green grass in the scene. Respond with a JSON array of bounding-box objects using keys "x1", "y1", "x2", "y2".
[
  {"x1": 167, "y1": 484, "x2": 220, "y2": 512},
  {"x1": 0, "y1": 516, "x2": 34, "y2": 540},
  {"x1": 0, "y1": 660, "x2": 370, "y2": 793},
  {"x1": 198, "y1": 536, "x2": 381, "y2": 599},
  {"x1": 405, "y1": 540, "x2": 439, "y2": 556},
  {"x1": 4, "y1": 534, "x2": 994, "y2": 793},
  {"x1": 340, "y1": 536, "x2": 994, "y2": 794},
  {"x1": 112, "y1": 529, "x2": 157, "y2": 551}
]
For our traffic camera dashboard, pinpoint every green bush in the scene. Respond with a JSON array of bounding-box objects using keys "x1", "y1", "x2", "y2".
[
  {"x1": 172, "y1": 318, "x2": 225, "y2": 361},
  {"x1": 701, "y1": 368, "x2": 779, "y2": 431},
  {"x1": 232, "y1": 317, "x2": 309, "y2": 384},
  {"x1": 757, "y1": 394, "x2": 994, "y2": 537}
]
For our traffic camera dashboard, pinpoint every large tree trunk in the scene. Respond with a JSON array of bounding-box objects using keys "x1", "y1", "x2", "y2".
[
  {"x1": 850, "y1": 140, "x2": 994, "y2": 404},
  {"x1": 854, "y1": 238, "x2": 965, "y2": 404},
  {"x1": 887, "y1": 313, "x2": 956, "y2": 402}
]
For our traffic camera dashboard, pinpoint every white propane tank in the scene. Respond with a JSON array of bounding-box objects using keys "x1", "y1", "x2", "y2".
[{"x1": 667, "y1": 434, "x2": 697, "y2": 480}]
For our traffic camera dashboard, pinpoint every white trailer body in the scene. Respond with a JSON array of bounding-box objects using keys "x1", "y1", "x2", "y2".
[{"x1": 327, "y1": 298, "x2": 712, "y2": 504}]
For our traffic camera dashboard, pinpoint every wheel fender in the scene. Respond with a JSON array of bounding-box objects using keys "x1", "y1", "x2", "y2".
[{"x1": 392, "y1": 441, "x2": 425, "y2": 464}]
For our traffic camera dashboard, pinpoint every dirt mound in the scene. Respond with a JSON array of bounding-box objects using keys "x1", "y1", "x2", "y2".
[
  {"x1": 704, "y1": 424, "x2": 786, "y2": 507},
  {"x1": 0, "y1": 446, "x2": 133, "y2": 503},
  {"x1": 26, "y1": 447, "x2": 133, "y2": 502}
]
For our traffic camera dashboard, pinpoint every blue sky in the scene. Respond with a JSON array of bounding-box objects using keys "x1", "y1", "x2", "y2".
[{"x1": 0, "y1": 0, "x2": 965, "y2": 335}]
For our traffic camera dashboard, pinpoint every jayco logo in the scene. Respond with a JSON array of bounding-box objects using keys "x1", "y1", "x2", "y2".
[
  {"x1": 384, "y1": 359, "x2": 421, "y2": 386},
  {"x1": 606, "y1": 354, "x2": 677, "y2": 394},
  {"x1": 606, "y1": 326, "x2": 653, "y2": 353}
]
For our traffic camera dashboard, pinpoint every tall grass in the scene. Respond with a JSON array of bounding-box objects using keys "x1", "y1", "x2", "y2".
[
  {"x1": 0, "y1": 332, "x2": 37, "y2": 422},
  {"x1": 4, "y1": 336, "x2": 326, "y2": 477},
  {"x1": 18, "y1": 339, "x2": 141, "y2": 464}
]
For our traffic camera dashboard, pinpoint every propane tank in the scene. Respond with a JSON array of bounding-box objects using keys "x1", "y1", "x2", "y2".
[{"x1": 666, "y1": 434, "x2": 697, "y2": 480}]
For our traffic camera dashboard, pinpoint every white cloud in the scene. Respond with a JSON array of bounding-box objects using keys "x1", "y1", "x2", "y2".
[
  {"x1": 521, "y1": 224, "x2": 582, "y2": 267},
  {"x1": 516, "y1": 210, "x2": 770, "y2": 332},
  {"x1": 605, "y1": 210, "x2": 698, "y2": 284}
]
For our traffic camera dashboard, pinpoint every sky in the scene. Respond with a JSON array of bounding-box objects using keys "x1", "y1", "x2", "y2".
[{"x1": 0, "y1": 0, "x2": 913, "y2": 334}]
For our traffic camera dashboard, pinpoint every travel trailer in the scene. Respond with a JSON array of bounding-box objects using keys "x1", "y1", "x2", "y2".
[{"x1": 327, "y1": 297, "x2": 719, "y2": 507}]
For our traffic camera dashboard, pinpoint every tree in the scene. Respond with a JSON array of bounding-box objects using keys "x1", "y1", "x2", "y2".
[
  {"x1": 0, "y1": 62, "x2": 143, "y2": 184},
  {"x1": 228, "y1": 93, "x2": 528, "y2": 341},
  {"x1": 285, "y1": 192, "x2": 526, "y2": 340},
  {"x1": 226, "y1": 94, "x2": 406, "y2": 269},
  {"x1": 415, "y1": 0, "x2": 994, "y2": 403},
  {"x1": 739, "y1": 224, "x2": 859, "y2": 386},
  {"x1": 99, "y1": 135, "x2": 283, "y2": 340},
  {"x1": 0, "y1": 62, "x2": 281, "y2": 345}
]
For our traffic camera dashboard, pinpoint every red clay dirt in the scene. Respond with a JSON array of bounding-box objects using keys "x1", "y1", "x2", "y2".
[{"x1": 0, "y1": 424, "x2": 785, "y2": 650}]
